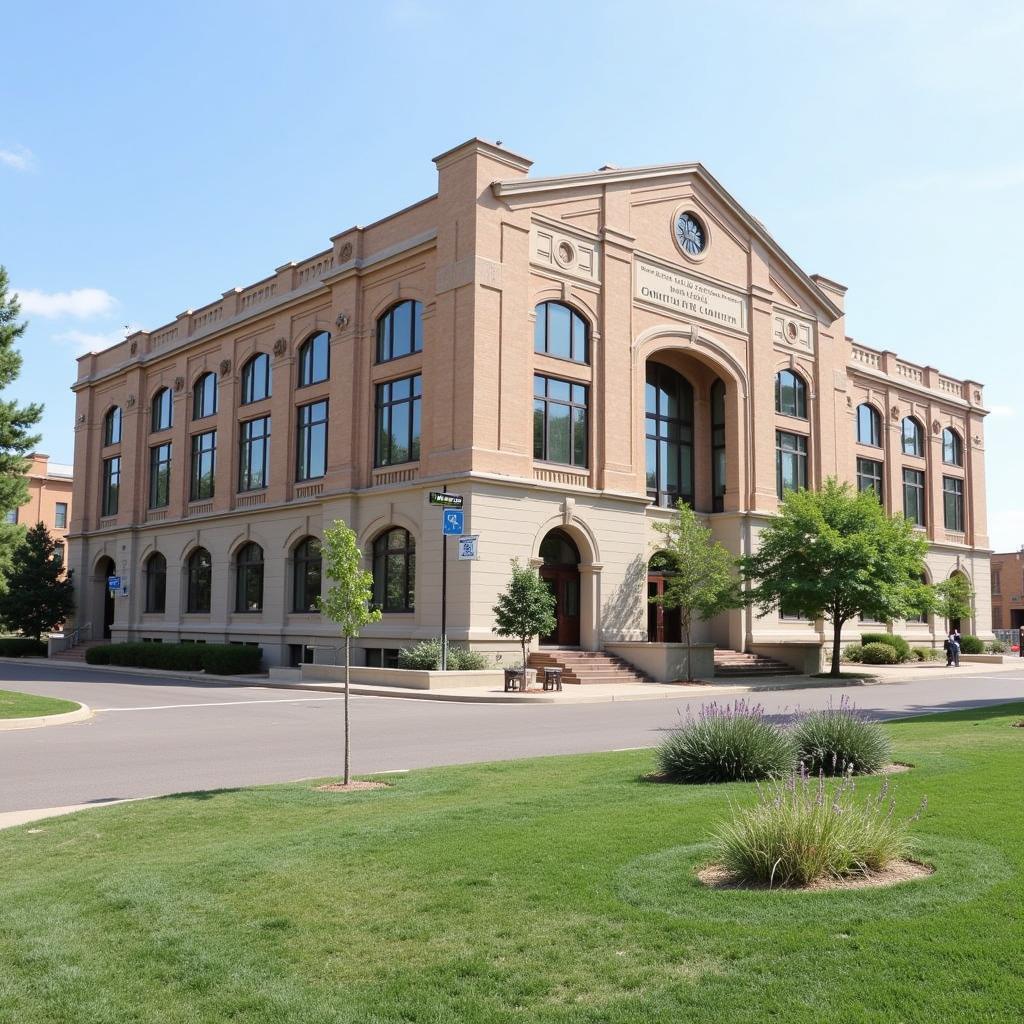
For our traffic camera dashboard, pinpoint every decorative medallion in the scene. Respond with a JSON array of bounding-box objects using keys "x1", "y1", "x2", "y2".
[
  {"x1": 127, "y1": 394, "x2": 136, "y2": 408},
  {"x1": 973, "y1": 433, "x2": 982, "y2": 445},
  {"x1": 339, "y1": 242, "x2": 354, "y2": 261},
  {"x1": 673, "y1": 210, "x2": 707, "y2": 257},
  {"x1": 129, "y1": 340, "x2": 138, "y2": 355},
  {"x1": 173, "y1": 376, "x2": 184, "y2": 392},
  {"x1": 219, "y1": 358, "x2": 231, "y2": 375},
  {"x1": 335, "y1": 312, "x2": 350, "y2": 329},
  {"x1": 891, "y1": 405, "x2": 900, "y2": 421},
  {"x1": 973, "y1": 389, "x2": 982, "y2": 403},
  {"x1": 786, "y1": 320, "x2": 799, "y2": 341},
  {"x1": 273, "y1": 336, "x2": 288, "y2": 356},
  {"x1": 555, "y1": 240, "x2": 576, "y2": 267},
  {"x1": 932, "y1": 419, "x2": 941, "y2": 434},
  {"x1": 77, "y1": 413, "x2": 86, "y2": 424}
]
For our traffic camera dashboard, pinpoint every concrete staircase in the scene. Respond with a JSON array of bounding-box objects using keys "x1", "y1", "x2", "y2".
[
  {"x1": 528, "y1": 649, "x2": 652, "y2": 685},
  {"x1": 50, "y1": 640, "x2": 106, "y2": 664},
  {"x1": 713, "y1": 649, "x2": 794, "y2": 678}
]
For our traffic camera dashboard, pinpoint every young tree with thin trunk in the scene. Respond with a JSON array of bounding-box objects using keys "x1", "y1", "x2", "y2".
[
  {"x1": 742, "y1": 479, "x2": 929, "y2": 677},
  {"x1": 651, "y1": 501, "x2": 744, "y2": 682},
  {"x1": 492, "y1": 559, "x2": 556, "y2": 672},
  {"x1": 0, "y1": 523, "x2": 74, "y2": 638},
  {"x1": 317, "y1": 520, "x2": 382, "y2": 785},
  {"x1": 931, "y1": 573, "x2": 974, "y2": 632}
]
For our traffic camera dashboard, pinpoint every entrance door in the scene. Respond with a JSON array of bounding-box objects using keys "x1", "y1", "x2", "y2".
[
  {"x1": 98, "y1": 557, "x2": 116, "y2": 639},
  {"x1": 539, "y1": 529, "x2": 581, "y2": 647},
  {"x1": 647, "y1": 570, "x2": 681, "y2": 643}
]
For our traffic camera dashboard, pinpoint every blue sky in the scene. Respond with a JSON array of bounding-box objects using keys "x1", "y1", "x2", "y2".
[{"x1": 2, "y1": 1, "x2": 1022, "y2": 549}]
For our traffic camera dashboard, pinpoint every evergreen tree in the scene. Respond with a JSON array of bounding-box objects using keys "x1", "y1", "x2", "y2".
[
  {"x1": 0, "y1": 522, "x2": 74, "y2": 638},
  {"x1": 0, "y1": 267, "x2": 43, "y2": 515},
  {"x1": 492, "y1": 559, "x2": 557, "y2": 671}
]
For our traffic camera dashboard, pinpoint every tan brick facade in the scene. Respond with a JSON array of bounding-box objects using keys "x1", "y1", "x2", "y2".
[{"x1": 67, "y1": 139, "x2": 992, "y2": 665}]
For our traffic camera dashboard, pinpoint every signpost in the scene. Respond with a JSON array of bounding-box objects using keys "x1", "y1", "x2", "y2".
[
  {"x1": 434, "y1": 490, "x2": 465, "y2": 671},
  {"x1": 429, "y1": 491, "x2": 463, "y2": 509},
  {"x1": 107, "y1": 575, "x2": 121, "y2": 592},
  {"x1": 457, "y1": 535, "x2": 479, "y2": 560}
]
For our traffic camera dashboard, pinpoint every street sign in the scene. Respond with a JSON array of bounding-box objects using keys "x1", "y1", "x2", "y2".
[
  {"x1": 429, "y1": 491, "x2": 463, "y2": 509},
  {"x1": 107, "y1": 575, "x2": 121, "y2": 590},
  {"x1": 457, "y1": 535, "x2": 479, "y2": 560},
  {"x1": 442, "y1": 509, "x2": 464, "y2": 535}
]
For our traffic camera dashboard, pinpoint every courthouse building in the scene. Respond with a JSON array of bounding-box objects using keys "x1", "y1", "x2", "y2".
[{"x1": 67, "y1": 139, "x2": 992, "y2": 668}]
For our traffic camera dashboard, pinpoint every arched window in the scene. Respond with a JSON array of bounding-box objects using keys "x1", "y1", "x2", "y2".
[
  {"x1": 298, "y1": 331, "x2": 330, "y2": 387},
  {"x1": 372, "y1": 528, "x2": 416, "y2": 612},
  {"x1": 901, "y1": 416, "x2": 924, "y2": 457},
  {"x1": 376, "y1": 301, "x2": 423, "y2": 363},
  {"x1": 193, "y1": 372, "x2": 218, "y2": 419},
  {"x1": 942, "y1": 428, "x2": 963, "y2": 466},
  {"x1": 235, "y1": 542, "x2": 264, "y2": 613},
  {"x1": 711, "y1": 379, "x2": 726, "y2": 512},
  {"x1": 144, "y1": 552, "x2": 167, "y2": 613},
  {"x1": 186, "y1": 548, "x2": 212, "y2": 614},
  {"x1": 292, "y1": 537, "x2": 322, "y2": 613},
  {"x1": 857, "y1": 403, "x2": 881, "y2": 447},
  {"x1": 534, "y1": 302, "x2": 589, "y2": 363},
  {"x1": 151, "y1": 387, "x2": 173, "y2": 432},
  {"x1": 103, "y1": 406, "x2": 122, "y2": 446},
  {"x1": 645, "y1": 363, "x2": 694, "y2": 508},
  {"x1": 241, "y1": 353, "x2": 271, "y2": 404},
  {"x1": 775, "y1": 369, "x2": 807, "y2": 419}
]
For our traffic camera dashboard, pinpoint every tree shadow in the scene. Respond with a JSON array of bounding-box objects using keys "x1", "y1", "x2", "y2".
[{"x1": 602, "y1": 553, "x2": 647, "y2": 640}]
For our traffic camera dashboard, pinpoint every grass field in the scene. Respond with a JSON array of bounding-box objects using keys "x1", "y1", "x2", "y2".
[
  {"x1": 1, "y1": 703, "x2": 1022, "y2": 1022},
  {"x1": 0, "y1": 688, "x2": 79, "y2": 720}
]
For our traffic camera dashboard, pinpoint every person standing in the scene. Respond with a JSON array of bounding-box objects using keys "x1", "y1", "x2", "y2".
[
  {"x1": 951, "y1": 629, "x2": 961, "y2": 667},
  {"x1": 1018, "y1": 623, "x2": 1024, "y2": 658}
]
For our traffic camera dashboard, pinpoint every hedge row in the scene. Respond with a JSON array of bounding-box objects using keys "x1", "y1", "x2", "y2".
[
  {"x1": 85, "y1": 642, "x2": 262, "y2": 675},
  {"x1": 0, "y1": 637, "x2": 48, "y2": 658}
]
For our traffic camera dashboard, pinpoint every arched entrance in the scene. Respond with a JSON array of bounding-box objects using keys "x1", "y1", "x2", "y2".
[
  {"x1": 647, "y1": 552, "x2": 681, "y2": 643},
  {"x1": 539, "y1": 529, "x2": 581, "y2": 646},
  {"x1": 97, "y1": 556, "x2": 116, "y2": 639}
]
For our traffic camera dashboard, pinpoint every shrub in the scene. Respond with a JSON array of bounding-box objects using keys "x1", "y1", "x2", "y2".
[
  {"x1": 654, "y1": 700, "x2": 796, "y2": 783},
  {"x1": 911, "y1": 646, "x2": 941, "y2": 662},
  {"x1": 714, "y1": 767, "x2": 926, "y2": 887},
  {"x1": 987, "y1": 639, "x2": 1007, "y2": 654},
  {"x1": 861, "y1": 633, "x2": 911, "y2": 662},
  {"x1": 398, "y1": 639, "x2": 489, "y2": 671},
  {"x1": 959, "y1": 635, "x2": 984, "y2": 655},
  {"x1": 791, "y1": 696, "x2": 892, "y2": 775},
  {"x1": 842, "y1": 643, "x2": 864, "y2": 663},
  {"x1": 0, "y1": 637, "x2": 48, "y2": 657},
  {"x1": 84, "y1": 642, "x2": 262, "y2": 675},
  {"x1": 861, "y1": 642, "x2": 898, "y2": 665}
]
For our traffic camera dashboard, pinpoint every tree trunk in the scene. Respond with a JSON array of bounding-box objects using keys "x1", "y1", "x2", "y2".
[
  {"x1": 521, "y1": 638, "x2": 528, "y2": 674},
  {"x1": 831, "y1": 618, "x2": 843, "y2": 677},
  {"x1": 683, "y1": 613, "x2": 694, "y2": 683},
  {"x1": 344, "y1": 634, "x2": 351, "y2": 785}
]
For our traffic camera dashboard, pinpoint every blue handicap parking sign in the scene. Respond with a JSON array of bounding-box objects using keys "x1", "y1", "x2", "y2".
[{"x1": 442, "y1": 509, "x2": 464, "y2": 535}]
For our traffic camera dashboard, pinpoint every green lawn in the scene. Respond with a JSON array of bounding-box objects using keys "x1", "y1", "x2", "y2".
[
  {"x1": 0, "y1": 688, "x2": 79, "y2": 720},
  {"x1": 1, "y1": 705, "x2": 1023, "y2": 1023}
]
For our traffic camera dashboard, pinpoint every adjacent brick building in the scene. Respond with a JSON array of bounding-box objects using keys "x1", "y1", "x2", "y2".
[
  {"x1": 6, "y1": 454, "x2": 73, "y2": 561},
  {"x1": 991, "y1": 550, "x2": 1024, "y2": 631}
]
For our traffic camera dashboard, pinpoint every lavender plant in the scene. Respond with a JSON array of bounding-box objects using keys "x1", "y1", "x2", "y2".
[
  {"x1": 714, "y1": 764, "x2": 926, "y2": 887},
  {"x1": 655, "y1": 700, "x2": 795, "y2": 783},
  {"x1": 791, "y1": 695, "x2": 892, "y2": 775}
]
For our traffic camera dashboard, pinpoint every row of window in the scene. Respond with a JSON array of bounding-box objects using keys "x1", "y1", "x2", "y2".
[
  {"x1": 4, "y1": 502, "x2": 68, "y2": 529},
  {"x1": 140, "y1": 528, "x2": 415, "y2": 616}
]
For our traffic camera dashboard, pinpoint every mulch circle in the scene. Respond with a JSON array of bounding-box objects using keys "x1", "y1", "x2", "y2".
[
  {"x1": 697, "y1": 859, "x2": 934, "y2": 892},
  {"x1": 1011, "y1": 721, "x2": 1024, "y2": 729},
  {"x1": 880, "y1": 762, "x2": 913, "y2": 774},
  {"x1": 315, "y1": 780, "x2": 390, "y2": 793}
]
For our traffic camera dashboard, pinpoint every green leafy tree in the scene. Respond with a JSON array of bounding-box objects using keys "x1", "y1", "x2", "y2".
[
  {"x1": 0, "y1": 267, "x2": 43, "y2": 516},
  {"x1": 931, "y1": 573, "x2": 974, "y2": 631},
  {"x1": 651, "y1": 501, "x2": 744, "y2": 682},
  {"x1": 0, "y1": 523, "x2": 74, "y2": 638},
  {"x1": 492, "y1": 559, "x2": 557, "y2": 671},
  {"x1": 742, "y1": 480, "x2": 929, "y2": 678},
  {"x1": 317, "y1": 520, "x2": 382, "y2": 785}
]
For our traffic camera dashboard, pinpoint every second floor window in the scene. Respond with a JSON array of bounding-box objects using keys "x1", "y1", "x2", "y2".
[
  {"x1": 533, "y1": 375, "x2": 588, "y2": 467},
  {"x1": 942, "y1": 428, "x2": 963, "y2": 466},
  {"x1": 377, "y1": 301, "x2": 423, "y2": 363},
  {"x1": 55, "y1": 502, "x2": 68, "y2": 529},
  {"x1": 775, "y1": 370, "x2": 807, "y2": 419},
  {"x1": 239, "y1": 416, "x2": 270, "y2": 491},
  {"x1": 296, "y1": 400, "x2": 328, "y2": 481},
  {"x1": 857, "y1": 403, "x2": 881, "y2": 447},
  {"x1": 241, "y1": 353, "x2": 271, "y2": 404},
  {"x1": 193, "y1": 372, "x2": 218, "y2": 419},
  {"x1": 534, "y1": 302, "x2": 588, "y2": 363},
  {"x1": 903, "y1": 468, "x2": 926, "y2": 526},
  {"x1": 776, "y1": 431, "x2": 808, "y2": 498},
  {"x1": 375, "y1": 374, "x2": 421, "y2": 466},
  {"x1": 856, "y1": 457, "x2": 883, "y2": 500},
  {"x1": 4, "y1": 509, "x2": 17, "y2": 525},
  {"x1": 149, "y1": 443, "x2": 172, "y2": 509},
  {"x1": 102, "y1": 456, "x2": 120, "y2": 516},
  {"x1": 943, "y1": 476, "x2": 964, "y2": 532},
  {"x1": 190, "y1": 430, "x2": 216, "y2": 501},
  {"x1": 711, "y1": 379, "x2": 726, "y2": 513},
  {"x1": 151, "y1": 387, "x2": 173, "y2": 432},
  {"x1": 298, "y1": 332, "x2": 330, "y2": 387},
  {"x1": 645, "y1": 363, "x2": 694, "y2": 508},
  {"x1": 104, "y1": 406, "x2": 122, "y2": 446}
]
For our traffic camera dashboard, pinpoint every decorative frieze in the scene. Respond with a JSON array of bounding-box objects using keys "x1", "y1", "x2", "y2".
[{"x1": 531, "y1": 220, "x2": 600, "y2": 285}]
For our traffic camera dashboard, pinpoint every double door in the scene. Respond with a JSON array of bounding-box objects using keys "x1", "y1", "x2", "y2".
[{"x1": 539, "y1": 566, "x2": 581, "y2": 646}]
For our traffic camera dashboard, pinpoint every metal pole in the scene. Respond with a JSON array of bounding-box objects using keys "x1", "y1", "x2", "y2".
[{"x1": 440, "y1": 484, "x2": 448, "y2": 671}]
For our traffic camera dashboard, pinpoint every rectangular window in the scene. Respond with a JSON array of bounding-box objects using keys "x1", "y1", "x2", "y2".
[
  {"x1": 375, "y1": 374, "x2": 421, "y2": 466},
  {"x1": 102, "y1": 457, "x2": 120, "y2": 517},
  {"x1": 148, "y1": 443, "x2": 171, "y2": 509},
  {"x1": 4, "y1": 508, "x2": 17, "y2": 525},
  {"x1": 856, "y1": 457, "x2": 883, "y2": 501},
  {"x1": 239, "y1": 416, "x2": 270, "y2": 491},
  {"x1": 993, "y1": 571, "x2": 1001, "y2": 596},
  {"x1": 190, "y1": 430, "x2": 217, "y2": 501},
  {"x1": 54, "y1": 502, "x2": 68, "y2": 529},
  {"x1": 775, "y1": 431, "x2": 808, "y2": 498},
  {"x1": 296, "y1": 400, "x2": 328, "y2": 481},
  {"x1": 533, "y1": 375, "x2": 588, "y2": 467},
  {"x1": 903, "y1": 468, "x2": 925, "y2": 526},
  {"x1": 943, "y1": 476, "x2": 964, "y2": 532}
]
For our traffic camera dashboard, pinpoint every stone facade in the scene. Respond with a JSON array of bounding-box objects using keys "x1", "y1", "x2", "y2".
[{"x1": 67, "y1": 139, "x2": 992, "y2": 666}]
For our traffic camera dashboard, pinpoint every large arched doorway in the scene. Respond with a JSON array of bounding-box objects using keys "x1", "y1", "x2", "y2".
[
  {"x1": 97, "y1": 556, "x2": 116, "y2": 639},
  {"x1": 539, "y1": 529, "x2": 581, "y2": 646},
  {"x1": 647, "y1": 552, "x2": 681, "y2": 643}
]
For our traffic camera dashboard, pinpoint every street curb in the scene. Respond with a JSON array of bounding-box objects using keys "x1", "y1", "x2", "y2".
[{"x1": 0, "y1": 703, "x2": 92, "y2": 731}]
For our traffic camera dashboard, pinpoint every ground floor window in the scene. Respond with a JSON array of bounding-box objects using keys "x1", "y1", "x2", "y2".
[
  {"x1": 145, "y1": 553, "x2": 167, "y2": 613},
  {"x1": 292, "y1": 537, "x2": 322, "y2": 612},
  {"x1": 776, "y1": 431, "x2": 808, "y2": 498},
  {"x1": 372, "y1": 528, "x2": 415, "y2": 612},
  {"x1": 186, "y1": 548, "x2": 212, "y2": 613},
  {"x1": 235, "y1": 542, "x2": 264, "y2": 612},
  {"x1": 365, "y1": 648, "x2": 401, "y2": 668}
]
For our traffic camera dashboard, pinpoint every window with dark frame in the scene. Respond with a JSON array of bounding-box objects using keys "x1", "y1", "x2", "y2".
[
  {"x1": 942, "y1": 428, "x2": 963, "y2": 466},
  {"x1": 372, "y1": 528, "x2": 416, "y2": 612},
  {"x1": 241, "y1": 353, "x2": 271, "y2": 404},
  {"x1": 296, "y1": 400, "x2": 328, "y2": 481},
  {"x1": 102, "y1": 456, "x2": 120, "y2": 516},
  {"x1": 856, "y1": 457, "x2": 883, "y2": 500},
  {"x1": 775, "y1": 370, "x2": 807, "y2": 418},
  {"x1": 901, "y1": 417, "x2": 924, "y2": 457},
  {"x1": 151, "y1": 388, "x2": 173, "y2": 432},
  {"x1": 235, "y1": 542, "x2": 264, "y2": 613},
  {"x1": 298, "y1": 332, "x2": 330, "y2": 387},
  {"x1": 711, "y1": 379, "x2": 726, "y2": 512},
  {"x1": 145, "y1": 553, "x2": 167, "y2": 613},
  {"x1": 104, "y1": 406, "x2": 122, "y2": 446},
  {"x1": 645, "y1": 363, "x2": 694, "y2": 508},
  {"x1": 375, "y1": 374, "x2": 421, "y2": 466},
  {"x1": 292, "y1": 537, "x2": 322, "y2": 613},
  {"x1": 534, "y1": 302, "x2": 589, "y2": 363},
  {"x1": 776, "y1": 431, "x2": 808, "y2": 497},
  {"x1": 943, "y1": 476, "x2": 964, "y2": 531},
  {"x1": 856, "y1": 403, "x2": 881, "y2": 447},
  {"x1": 55, "y1": 502, "x2": 68, "y2": 529},
  {"x1": 533, "y1": 375, "x2": 588, "y2": 468},
  {"x1": 376, "y1": 301, "x2": 423, "y2": 363},
  {"x1": 192, "y1": 372, "x2": 218, "y2": 420},
  {"x1": 186, "y1": 548, "x2": 212, "y2": 613},
  {"x1": 903, "y1": 468, "x2": 926, "y2": 526},
  {"x1": 190, "y1": 430, "x2": 216, "y2": 501},
  {"x1": 238, "y1": 416, "x2": 270, "y2": 491},
  {"x1": 149, "y1": 443, "x2": 172, "y2": 509}
]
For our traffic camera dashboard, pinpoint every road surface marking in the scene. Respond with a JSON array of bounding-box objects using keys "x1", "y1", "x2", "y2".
[{"x1": 97, "y1": 696, "x2": 350, "y2": 712}]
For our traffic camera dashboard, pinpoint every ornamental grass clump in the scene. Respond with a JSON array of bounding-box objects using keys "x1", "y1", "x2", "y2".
[
  {"x1": 714, "y1": 765, "x2": 926, "y2": 887},
  {"x1": 654, "y1": 700, "x2": 795, "y2": 783},
  {"x1": 791, "y1": 695, "x2": 892, "y2": 775}
]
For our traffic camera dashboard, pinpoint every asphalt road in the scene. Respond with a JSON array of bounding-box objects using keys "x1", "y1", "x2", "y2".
[{"x1": 2, "y1": 660, "x2": 1023, "y2": 813}]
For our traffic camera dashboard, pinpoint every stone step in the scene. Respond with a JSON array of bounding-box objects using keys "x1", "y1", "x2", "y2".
[{"x1": 528, "y1": 649, "x2": 651, "y2": 685}]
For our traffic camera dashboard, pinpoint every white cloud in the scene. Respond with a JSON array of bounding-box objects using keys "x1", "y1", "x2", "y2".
[
  {"x1": 16, "y1": 287, "x2": 117, "y2": 319},
  {"x1": 54, "y1": 326, "x2": 138, "y2": 354},
  {"x1": 988, "y1": 404, "x2": 1018, "y2": 417},
  {"x1": 0, "y1": 144, "x2": 33, "y2": 171}
]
